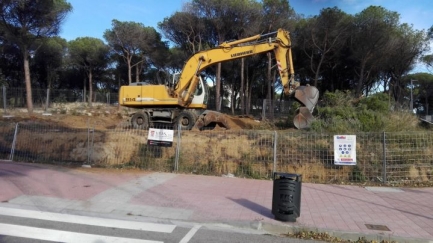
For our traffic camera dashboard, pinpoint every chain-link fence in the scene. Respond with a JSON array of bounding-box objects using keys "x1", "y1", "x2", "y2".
[{"x1": 1, "y1": 120, "x2": 432, "y2": 184}]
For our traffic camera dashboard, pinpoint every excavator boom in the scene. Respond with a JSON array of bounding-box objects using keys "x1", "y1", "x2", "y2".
[
  {"x1": 119, "y1": 29, "x2": 319, "y2": 130},
  {"x1": 175, "y1": 29, "x2": 298, "y2": 105}
]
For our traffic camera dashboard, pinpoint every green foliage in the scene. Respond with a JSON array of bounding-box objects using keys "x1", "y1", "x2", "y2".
[
  {"x1": 321, "y1": 90, "x2": 352, "y2": 107},
  {"x1": 104, "y1": 20, "x2": 168, "y2": 84},
  {"x1": 311, "y1": 90, "x2": 414, "y2": 133},
  {"x1": 68, "y1": 37, "x2": 109, "y2": 68},
  {"x1": 357, "y1": 109, "x2": 385, "y2": 131},
  {"x1": 0, "y1": 69, "x2": 7, "y2": 87},
  {"x1": 53, "y1": 93, "x2": 67, "y2": 103},
  {"x1": 358, "y1": 92, "x2": 390, "y2": 113}
]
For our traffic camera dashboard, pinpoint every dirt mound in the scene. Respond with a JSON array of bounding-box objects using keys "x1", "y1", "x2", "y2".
[
  {"x1": 1, "y1": 109, "x2": 123, "y2": 130},
  {"x1": 1, "y1": 109, "x2": 260, "y2": 131},
  {"x1": 222, "y1": 115, "x2": 260, "y2": 129},
  {"x1": 192, "y1": 111, "x2": 261, "y2": 130}
]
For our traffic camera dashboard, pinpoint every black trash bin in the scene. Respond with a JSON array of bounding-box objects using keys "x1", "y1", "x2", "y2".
[{"x1": 272, "y1": 172, "x2": 302, "y2": 222}]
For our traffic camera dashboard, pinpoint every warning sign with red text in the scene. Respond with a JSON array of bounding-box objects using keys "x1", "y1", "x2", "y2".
[
  {"x1": 147, "y1": 128, "x2": 174, "y2": 147},
  {"x1": 334, "y1": 135, "x2": 356, "y2": 165}
]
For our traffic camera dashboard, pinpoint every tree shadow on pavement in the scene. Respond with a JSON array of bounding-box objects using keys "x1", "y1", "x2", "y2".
[{"x1": 227, "y1": 197, "x2": 273, "y2": 219}]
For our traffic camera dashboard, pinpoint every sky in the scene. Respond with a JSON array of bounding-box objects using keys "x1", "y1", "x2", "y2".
[
  {"x1": 61, "y1": 0, "x2": 433, "y2": 41},
  {"x1": 60, "y1": 0, "x2": 432, "y2": 73}
]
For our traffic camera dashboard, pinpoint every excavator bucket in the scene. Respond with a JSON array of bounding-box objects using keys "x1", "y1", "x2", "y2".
[
  {"x1": 293, "y1": 107, "x2": 315, "y2": 129},
  {"x1": 192, "y1": 110, "x2": 231, "y2": 130},
  {"x1": 294, "y1": 85, "x2": 319, "y2": 112},
  {"x1": 293, "y1": 86, "x2": 319, "y2": 129},
  {"x1": 292, "y1": 85, "x2": 319, "y2": 129}
]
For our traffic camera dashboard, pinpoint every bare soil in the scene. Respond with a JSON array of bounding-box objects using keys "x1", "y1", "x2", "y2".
[
  {"x1": 2, "y1": 107, "x2": 432, "y2": 186},
  {"x1": 1, "y1": 107, "x2": 261, "y2": 131}
]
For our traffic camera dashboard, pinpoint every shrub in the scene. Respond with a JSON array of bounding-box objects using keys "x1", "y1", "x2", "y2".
[{"x1": 310, "y1": 90, "x2": 419, "y2": 133}]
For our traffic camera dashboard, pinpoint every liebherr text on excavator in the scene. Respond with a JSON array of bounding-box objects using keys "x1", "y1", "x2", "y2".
[{"x1": 118, "y1": 29, "x2": 319, "y2": 130}]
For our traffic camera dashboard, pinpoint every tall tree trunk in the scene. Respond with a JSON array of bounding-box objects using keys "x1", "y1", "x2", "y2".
[
  {"x1": 83, "y1": 77, "x2": 86, "y2": 103},
  {"x1": 356, "y1": 61, "x2": 367, "y2": 97},
  {"x1": 240, "y1": 58, "x2": 245, "y2": 114},
  {"x1": 266, "y1": 53, "x2": 272, "y2": 120},
  {"x1": 231, "y1": 83, "x2": 235, "y2": 115},
  {"x1": 270, "y1": 71, "x2": 276, "y2": 120},
  {"x1": 23, "y1": 50, "x2": 33, "y2": 113},
  {"x1": 314, "y1": 54, "x2": 325, "y2": 87},
  {"x1": 127, "y1": 58, "x2": 132, "y2": 85},
  {"x1": 246, "y1": 68, "x2": 250, "y2": 115},
  {"x1": 216, "y1": 63, "x2": 221, "y2": 111},
  {"x1": 135, "y1": 65, "x2": 139, "y2": 83},
  {"x1": 248, "y1": 76, "x2": 253, "y2": 115},
  {"x1": 88, "y1": 70, "x2": 93, "y2": 107}
]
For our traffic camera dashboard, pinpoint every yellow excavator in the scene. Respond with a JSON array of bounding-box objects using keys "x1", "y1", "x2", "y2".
[{"x1": 118, "y1": 29, "x2": 319, "y2": 130}]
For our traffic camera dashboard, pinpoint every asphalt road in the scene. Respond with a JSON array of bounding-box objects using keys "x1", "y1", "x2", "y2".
[{"x1": 0, "y1": 206, "x2": 313, "y2": 243}]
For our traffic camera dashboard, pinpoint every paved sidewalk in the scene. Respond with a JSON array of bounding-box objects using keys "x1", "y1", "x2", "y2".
[{"x1": 1, "y1": 161, "x2": 432, "y2": 242}]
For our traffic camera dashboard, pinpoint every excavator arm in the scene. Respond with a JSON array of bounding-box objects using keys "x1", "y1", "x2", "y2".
[
  {"x1": 119, "y1": 29, "x2": 318, "y2": 129},
  {"x1": 175, "y1": 29, "x2": 297, "y2": 105},
  {"x1": 175, "y1": 29, "x2": 319, "y2": 129}
]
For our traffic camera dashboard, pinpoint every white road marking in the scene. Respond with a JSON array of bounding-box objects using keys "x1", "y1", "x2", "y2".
[
  {"x1": 0, "y1": 223, "x2": 162, "y2": 243},
  {"x1": 179, "y1": 225, "x2": 201, "y2": 243},
  {"x1": 0, "y1": 206, "x2": 175, "y2": 233}
]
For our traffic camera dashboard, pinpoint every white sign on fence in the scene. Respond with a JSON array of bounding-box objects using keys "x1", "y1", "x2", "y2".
[
  {"x1": 334, "y1": 135, "x2": 356, "y2": 165},
  {"x1": 147, "y1": 128, "x2": 174, "y2": 147}
]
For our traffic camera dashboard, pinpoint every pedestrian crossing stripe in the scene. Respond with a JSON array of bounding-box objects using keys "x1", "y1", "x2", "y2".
[
  {"x1": 0, "y1": 223, "x2": 162, "y2": 243},
  {"x1": 0, "y1": 206, "x2": 175, "y2": 233}
]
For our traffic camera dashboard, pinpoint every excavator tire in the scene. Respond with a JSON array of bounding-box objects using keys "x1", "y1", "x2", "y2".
[
  {"x1": 175, "y1": 110, "x2": 196, "y2": 130},
  {"x1": 131, "y1": 112, "x2": 149, "y2": 129}
]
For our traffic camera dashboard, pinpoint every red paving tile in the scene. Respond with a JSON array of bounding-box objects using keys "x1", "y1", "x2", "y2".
[
  {"x1": 168, "y1": 175, "x2": 432, "y2": 240},
  {"x1": 1, "y1": 161, "x2": 433, "y2": 241}
]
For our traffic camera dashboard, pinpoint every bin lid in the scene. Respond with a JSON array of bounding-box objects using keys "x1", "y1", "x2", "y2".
[{"x1": 273, "y1": 172, "x2": 302, "y2": 180}]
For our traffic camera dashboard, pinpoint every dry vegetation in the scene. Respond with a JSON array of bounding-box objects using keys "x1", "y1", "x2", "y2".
[{"x1": 1, "y1": 99, "x2": 432, "y2": 186}]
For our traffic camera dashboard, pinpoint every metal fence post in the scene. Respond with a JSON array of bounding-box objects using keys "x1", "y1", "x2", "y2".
[
  {"x1": 382, "y1": 131, "x2": 387, "y2": 184},
  {"x1": 273, "y1": 131, "x2": 277, "y2": 174},
  {"x1": 262, "y1": 99, "x2": 266, "y2": 119},
  {"x1": 9, "y1": 123, "x2": 18, "y2": 161},
  {"x1": 175, "y1": 122, "x2": 181, "y2": 172},
  {"x1": 84, "y1": 120, "x2": 94, "y2": 167},
  {"x1": 3, "y1": 85, "x2": 7, "y2": 115}
]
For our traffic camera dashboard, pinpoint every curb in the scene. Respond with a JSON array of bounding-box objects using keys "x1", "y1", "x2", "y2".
[{"x1": 259, "y1": 221, "x2": 433, "y2": 243}]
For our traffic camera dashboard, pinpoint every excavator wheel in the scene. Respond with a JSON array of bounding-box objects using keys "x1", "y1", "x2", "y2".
[
  {"x1": 131, "y1": 112, "x2": 149, "y2": 129},
  {"x1": 175, "y1": 110, "x2": 196, "y2": 130}
]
